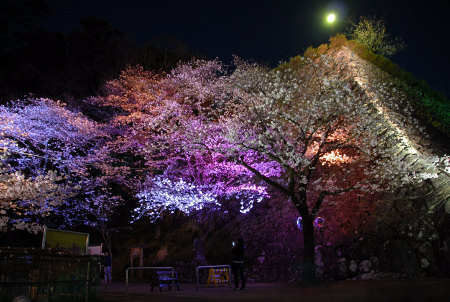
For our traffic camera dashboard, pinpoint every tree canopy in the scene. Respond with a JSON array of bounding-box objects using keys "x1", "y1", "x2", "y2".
[
  {"x1": 347, "y1": 16, "x2": 405, "y2": 57},
  {"x1": 0, "y1": 43, "x2": 447, "y2": 281}
]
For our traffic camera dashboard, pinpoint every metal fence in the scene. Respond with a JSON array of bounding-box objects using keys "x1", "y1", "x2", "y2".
[{"x1": 0, "y1": 247, "x2": 102, "y2": 302}]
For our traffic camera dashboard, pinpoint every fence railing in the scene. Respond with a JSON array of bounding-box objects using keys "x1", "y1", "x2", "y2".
[{"x1": 0, "y1": 247, "x2": 102, "y2": 302}]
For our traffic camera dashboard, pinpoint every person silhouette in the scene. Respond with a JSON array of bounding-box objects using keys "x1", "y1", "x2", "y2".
[
  {"x1": 231, "y1": 237, "x2": 245, "y2": 290},
  {"x1": 104, "y1": 251, "x2": 112, "y2": 285}
]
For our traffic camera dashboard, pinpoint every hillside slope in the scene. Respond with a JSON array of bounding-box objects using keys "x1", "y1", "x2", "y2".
[{"x1": 334, "y1": 44, "x2": 450, "y2": 276}]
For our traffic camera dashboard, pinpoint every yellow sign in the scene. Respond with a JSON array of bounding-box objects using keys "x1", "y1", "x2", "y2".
[
  {"x1": 41, "y1": 227, "x2": 89, "y2": 255},
  {"x1": 206, "y1": 267, "x2": 230, "y2": 287}
]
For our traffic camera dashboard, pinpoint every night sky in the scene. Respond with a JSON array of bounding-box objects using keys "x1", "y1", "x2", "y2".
[{"x1": 32, "y1": 0, "x2": 450, "y2": 98}]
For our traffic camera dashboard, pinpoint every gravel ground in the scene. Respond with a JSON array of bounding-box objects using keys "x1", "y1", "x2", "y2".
[{"x1": 98, "y1": 278, "x2": 450, "y2": 302}]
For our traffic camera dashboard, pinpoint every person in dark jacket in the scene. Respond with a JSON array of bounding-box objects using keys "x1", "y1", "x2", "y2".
[
  {"x1": 231, "y1": 237, "x2": 245, "y2": 290},
  {"x1": 104, "y1": 251, "x2": 112, "y2": 285}
]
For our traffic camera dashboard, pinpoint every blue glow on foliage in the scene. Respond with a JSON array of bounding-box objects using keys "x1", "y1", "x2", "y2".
[
  {"x1": 133, "y1": 177, "x2": 220, "y2": 223},
  {"x1": 314, "y1": 217, "x2": 324, "y2": 228},
  {"x1": 296, "y1": 216, "x2": 303, "y2": 230}
]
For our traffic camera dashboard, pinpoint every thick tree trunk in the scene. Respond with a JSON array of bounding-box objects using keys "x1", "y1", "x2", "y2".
[{"x1": 302, "y1": 215, "x2": 316, "y2": 283}]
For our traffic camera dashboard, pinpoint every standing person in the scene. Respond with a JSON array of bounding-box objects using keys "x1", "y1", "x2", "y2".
[
  {"x1": 104, "y1": 251, "x2": 112, "y2": 285},
  {"x1": 231, "y1": 237, "x2": 245, "y2": 290}
]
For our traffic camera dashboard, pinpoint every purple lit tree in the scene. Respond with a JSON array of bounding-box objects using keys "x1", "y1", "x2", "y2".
[{"x1": 95, "y1": 63, "x2": 275, "y2": 223}]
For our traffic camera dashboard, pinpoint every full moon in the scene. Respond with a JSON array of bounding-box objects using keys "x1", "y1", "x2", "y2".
[{"x1": 327, "y1": 13, "x2": 336, "y2": 23}]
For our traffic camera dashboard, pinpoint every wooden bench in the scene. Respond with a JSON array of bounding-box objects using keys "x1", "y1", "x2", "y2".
[{"x1": 150, "y1": 270, "x2": 180, "y2": 291}]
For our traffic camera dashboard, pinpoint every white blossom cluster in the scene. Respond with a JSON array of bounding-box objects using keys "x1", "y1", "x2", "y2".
[
  {"x1": 133, "y1": 177, "x2": 220, "y2": 222},
  {"x1": 0, "y1": 169, "x2": 73, "y2": 233},
  {"x1": 225, "y1": 184, "x2": 270, "y2": 214},
  {"x1": 167, "y1": 59, "x2": 227, "y2": 103}
]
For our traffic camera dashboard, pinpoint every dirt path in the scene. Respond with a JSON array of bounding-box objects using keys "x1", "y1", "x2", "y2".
[{"x1": 98, "y1": 278, "x2": 450, "y2": 301}]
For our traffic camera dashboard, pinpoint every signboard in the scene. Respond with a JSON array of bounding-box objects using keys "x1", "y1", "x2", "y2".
[
  {"x1": 131, "y1": 247, "x2": 142, "y2": 257},
  {"x1": 41, "y1": 227, "x2": 89, "y2": 255},
  {"x1": 88, "y1": 244, "x2": 103, "y2": 255},
  {"x1": 206, "y1": 267, "x2": 230, "y2": 287}
]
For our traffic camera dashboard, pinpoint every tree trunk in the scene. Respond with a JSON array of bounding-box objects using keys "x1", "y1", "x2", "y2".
[{"x1": 302, "y1": 215, "x2": 316, "y2": 283}]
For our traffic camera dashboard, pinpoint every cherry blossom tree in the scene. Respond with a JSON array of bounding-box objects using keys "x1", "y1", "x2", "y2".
[
  {"x1": 6, "y1": 54, "x2": 435, "y2": 281},
  {"x1": 169, "y1": 56, "x2": 442, "y2": 282},
  {"x1": 87, "y1": 65, "x2": 232, "y2": 249},
  {"x1": 88, "y1": 66, "x2": 169, "y2": 188},
  {"x1": 56, "y1": 188, "x2": 122, "y2": 256},
  {"x1": 95, "y1": 63, "x2": 273, "y2": 223},
  {"x1": 0, "y1": 98, "x2": 105, "y2": 174},
  {"x1": 0, "y1": 98, "x2": 106, "y2": 232}
]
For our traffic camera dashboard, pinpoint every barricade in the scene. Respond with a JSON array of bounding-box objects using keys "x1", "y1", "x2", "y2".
[
  {"x1": 195, "y1": 265, "x2": 231, "y2": 289},
  {"x1": 206, "y1": 267, "x2": 230, "y2": 287}
]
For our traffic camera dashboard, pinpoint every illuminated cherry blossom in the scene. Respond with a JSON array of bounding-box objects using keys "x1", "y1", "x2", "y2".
[
  {"x1": 0, "y1": 98, "x2": 106, "y2": 232},
  {"x1": 133, "y1": 176, "x2": 220, "y2": 222},
  {"x1": 168, "y1": 55, "x2": 443, "y2": 281}
]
